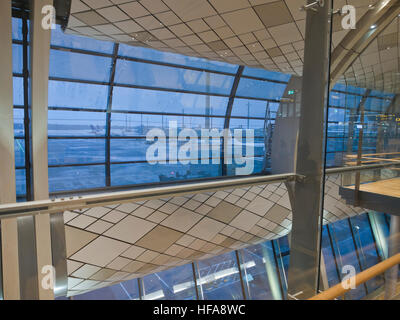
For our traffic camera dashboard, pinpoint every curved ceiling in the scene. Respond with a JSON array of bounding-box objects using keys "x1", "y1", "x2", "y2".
[
  {"x1": 64, "y1": 1, "x2": 371, "y2": 75},
  {"x1": 64, "y1": 174, "x2": 364, "y2": 296}
]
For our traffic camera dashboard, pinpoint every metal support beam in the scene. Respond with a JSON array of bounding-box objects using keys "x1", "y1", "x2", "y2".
[
  {"x1": 105, "y1": 43, "x2": 119, "y2": 187},
  {"x1": 0, "y1": 0, "x2": 19, "y2": 300},
  {"x1": 286, "y1": 0, "x2": 331, "y2": 299},
  {"x1": 28, "y1": 0, "x2": 54, "y2": 300},
  {"x1": 384, "y1": 215, "x2": 400, "y2": 299},
  {"x1": 222, "y1": 66, "x2": 244, "y2": 176},
  {"x1": 30, "y1": 0, "x2": 52, "y2": 200},
  {"x1": 50, "y1": 212, "x2": 68, "y2": 297}
]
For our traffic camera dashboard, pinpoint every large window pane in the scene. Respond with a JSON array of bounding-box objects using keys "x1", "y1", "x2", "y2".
[
  {"x1": 328, "y1": 220, "x2": 366, "y2": 300},
  {"x1": 49, "y1": 50, "x2": 112, "y2": 82},
  {"x1": 196, "y1": 251, "x2": 244, "y2": 300},
  {"x1": 14, "y1": 108, "x2": 25, "y2": 137},
  {"x1": 115, "y1": 60, "x2": 234, "y2": 95},
  {"x1": 14, "y1": 139, "x2": 25, "y2": 167},
  {"x1": 142, "y1": 264, "x2": 197, "y2": 300},
  {"x1": 349, "y1": 215, "x2": 384, "y2": 293},
  {"x1": 236, "y1": 78, "x2": 286, "y2": 100},
  {"x1": 112, "y1": 87, "x2": 228, "y2": 116},
  {"x1": 242, "y1": 67, "x2": 291, "y2": 82},
  {"x1": 48, "y1": 81, "x2": 108, "y2": 110},
  {"x1": 231, "y1": 99, "x2": 267, "y2": 118},
  {"x1": 12, "y1": 44, "x2": 23, "y2": 74},
  {"x1": 49, "y1": 165, "x2": 106, "y2": 192},
  {"x1": 13, "y1": 77, "x2": 24, "y2": 106},
  {"x1": 48, "y1": 110, "x2": 106, "y2": 137},
  {"x1": 51, "y1": 25, "x2": 114, "y2": 54},
  {"x1": 16, "y1": 169, "x2": 26, "y2": 196},
  {"x1": 111, "y1": 162, "x2": 221, "y2": 186},
  {"x1": 240, "y1": 242, "x2": 281, "y2": 300},
  {"x1": 111, "y1": 113, "x2": 224, "y2": 137},
  {"x1": 48, "y1": 139, "x2": 106, "y2": 165},
  {"x1": 119, "y1": 44, "x2": 238, "y2": 74},
  {"x1": 73, "y1": 280, "x2": 140, "y2": 300}
]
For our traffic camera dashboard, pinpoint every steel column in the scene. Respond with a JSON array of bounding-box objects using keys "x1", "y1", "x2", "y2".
[
  {"x1": 286, "y1": 0, "x2": 331, "y2": 299},
  {"x1": 26, "y1": 0, "x2": 54, "y2": 300},
  {"x1": 222, "y1": 66, "x2": 244, "y2": 176},
  {"x1": 0, "y1": 0, "x2": 19, "y2": 300}
]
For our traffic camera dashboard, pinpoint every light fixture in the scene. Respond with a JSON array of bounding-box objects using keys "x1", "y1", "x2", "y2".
[{"x1": 370, "y1": 24, "x2": 377, "y2": 30}]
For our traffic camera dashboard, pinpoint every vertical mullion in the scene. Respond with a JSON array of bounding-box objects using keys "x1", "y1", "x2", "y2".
[
  {"x1": 222, "y1": 66, "x2": 244, "y2": 176},
  {"x1": 235, "y1": 250, "x2": 247, "y2": 300},
  {"x1": 347, "y1": 218, "x2": 369, "y2": 295},
  {"x1": 22, "y1": 9, "x2": 32, "y2": 201},
  {"x1": 105, "y1": 43, "x2": 119, "y2": 187},
  {"x1": 326, "y1": 225, "x2": 342, "y2": 285},
  {"x1": 191, "y1": 262, "x2": 200, "y2": 300},
  {"x1": 271, "y1": 240, "x2": 285, "y2": 299}
]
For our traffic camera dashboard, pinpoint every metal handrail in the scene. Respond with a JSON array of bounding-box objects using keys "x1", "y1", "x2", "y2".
[
  {"x1": 325, "y1": 162, "x2": 400, "y2": 174},
  {"x1": 309, "y1": 253, "x2": 400, "y2": 300},
  {"x1": 0, "y1": 161, "x2": 399, "y2": 219},
  {"x1": 0, "y1": 172, "x2": 294, "y2": 219}
]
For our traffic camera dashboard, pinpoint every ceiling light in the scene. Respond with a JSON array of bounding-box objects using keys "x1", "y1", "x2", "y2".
[{"x1": 370, "y1": 24, "x2": 377, "y2": 30}]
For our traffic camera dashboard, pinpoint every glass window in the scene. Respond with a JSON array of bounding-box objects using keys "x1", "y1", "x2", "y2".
[
  {"x1": 142, "y1": 264, "x2": 197, "y2": 300},
  {"x1": 13, "y1": 77, "x2": 24, "y2": 106},
  {"x1": 239, "y1": 242, "x2": 281, "y2": 300},
  {"x1": 12, "y1": 17, "x2": 23, "y2": 41},
  {"x1": 231, "y1": 99, "x2": 267, "y2": 118},
  {"x1": 118, "y1": 44, "x2": 238, "y2": 74},
  {"x1": 236, "y1": 78, "x2": 287, "y2": 100},
  {"x1": 16, "y1": 169, "x2": 26, "y2": 196},
  {"x1": 49, "y1": 49, "x2": 112, "y2": 82},
  {"x1": 14, "y1": 139, "x2": 25, "y2": 167},
  {"x1": 49, "y1": 165, "x2": 106, "y2": 192},
  {"x1": 73, "y1": 280, "x2": 140, "y2": 300},
  {"x1": 110, "y1": 113, "x2": 224, "y2": 137},
  {"x1": 349, "y1": 215, "x2": 384, "y2": 293},
  {"x1": 332, "y1": 83, "x2": 366, "y2": 95},
  {"x1": 111, "y1": 162, "x2": 221, "y2": 186},
  {"x1": 48, "y1": 139, "x2": 106, "y2": 165},
  {"x1": 242, "y1": 67, "x2": 291, "y2": 82},
  {"x1": 51, "y1": 25, "x2": 114, "y2": 54},
  {"x1": 196, "y1": 251, "x2": 244, "y2": 300},
  {"x1": 274, "y1": 236, "x2": 290, "y2": 295},
  {"x1": 12, "y1": 44, "x2": 23, "y2": 74},
  {"x1": 112, "y1": 87, "x2": 228, "y2": 116},
  {"x1": 48, "y1": 110, "x2": 106, "y2": 137},
  {"x1": 321, "y1": 225, "x2": 341, "y2": 288},
  {"x1": 14, "y1": 108, "x2": 25, "y2": 137},
  {"x1": 328, "y1": 220, "x2": 366, "y2": 299},
  {"x1": 115, "y1": 60, "x2": 234, "y2": 95},
  {"x1": 48, "y1": 81, "x2": 109, "y2": 110}
]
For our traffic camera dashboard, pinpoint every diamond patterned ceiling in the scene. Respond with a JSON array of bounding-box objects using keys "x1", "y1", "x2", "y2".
[
  {"x1": 64, "y1": 174, "x2": 364, "y2": 296},
  {"x1": 64, "y1": 1, "x2": 377, "y2": 75}
]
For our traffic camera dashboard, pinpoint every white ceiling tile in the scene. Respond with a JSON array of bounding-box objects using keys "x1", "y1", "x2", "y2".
[
  {"x1": 209, "y1": 0, "x2": 251, "y2": 13},
  {"x1": 161, "y1": 207, "x2": 203, "y2": 232},
  {"x1": 97, "y1": 5, "x2": 130, "y2": 22},
  {"x1": 104, "y1": 216, "x2": 156, "y2": 244},
  {"x1": 268, "y1": 22, "x2": 302, "y2": 46},
  {"x1": 163, "y1": 0, "x2": 217, "y2": 22},
  {"x1": 118, "y1": 2, "x2": 150, "y2": 18},
  {"x1": 71, "y1": 236, "x2": 130, "y2": 267},
  {"x1": 222, "y1": 8, "x2": 264, "y2": 35}
]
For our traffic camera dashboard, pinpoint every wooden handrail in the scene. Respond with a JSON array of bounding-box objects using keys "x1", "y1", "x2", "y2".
[{"x1": 309, "y1": 253, "x2": 400, "y2": 300}]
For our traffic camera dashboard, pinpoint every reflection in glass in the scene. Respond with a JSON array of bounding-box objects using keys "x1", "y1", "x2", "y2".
[
  {"x1": 196, "y1": 251, "x2": 244, "y2": 300},
  {"x1": 142, "y1": 264, "x2": 197, "y2": 300}
]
